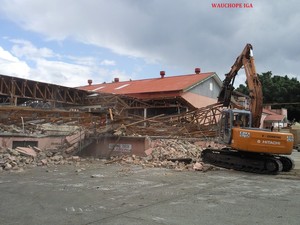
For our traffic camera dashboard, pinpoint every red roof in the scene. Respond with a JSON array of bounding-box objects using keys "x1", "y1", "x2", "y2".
[
  {"x1": 78, "y1": 72, "x2": 216, "y2": 95},
  {"x1": 263, "y1": 108, "x2": 285, "y2": 121},
  {"x1": 264, "y1": 114, "x2": 285, "y2": 121}
]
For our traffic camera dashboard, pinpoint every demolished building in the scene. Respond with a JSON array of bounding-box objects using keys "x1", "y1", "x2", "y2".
[
  {"x1": 0, "y1": 69, "x2": 228, "y2": 172},
  {"x1": 0, "y1": 70, "x2": 226, "y2": 166}
]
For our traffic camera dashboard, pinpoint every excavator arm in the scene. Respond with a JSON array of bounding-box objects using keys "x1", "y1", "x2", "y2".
[{"x1": 217, "y1": 43, "x2": 263, "y2": 128}]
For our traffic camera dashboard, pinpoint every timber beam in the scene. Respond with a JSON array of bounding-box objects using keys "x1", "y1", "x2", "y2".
[{"x1": 0, "y1": 74, "x2": 88, "y2": 105}]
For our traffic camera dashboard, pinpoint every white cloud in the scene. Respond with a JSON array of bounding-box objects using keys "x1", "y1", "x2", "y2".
[
  {"x1": 0, "y1": 39, "x2": 132, "y2": 87},
  {"x1": 31, "y1": 57, "x2": 124, "y2": 87},
  {"x1": 11, "y1": 39, "x2": 55, "y2": 60},
  {"x1": 30, "y1": 59, "x2": 92, "y2": 87},
  {"x1": 0, "y1": 40, "x2": 93, "y2": 87},
  {"x1": 0, "y1": 46, "x2": 31, "y2": 78},
  {"x1": 67, "y1": 56, "x2": 98, "y2": 67},
  {"x1": 100, "y1": 60, "x2": 116, "y2": 66}
]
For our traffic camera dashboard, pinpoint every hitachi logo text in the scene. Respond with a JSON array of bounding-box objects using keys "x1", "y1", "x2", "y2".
[{"x1": 262, "y1": 140, "x2": 281, "y2": 145}]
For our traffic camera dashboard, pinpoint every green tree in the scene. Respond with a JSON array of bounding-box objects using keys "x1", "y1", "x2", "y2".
[{"x1": 235, "y1": 72, "x2": 300, "y2": 122}]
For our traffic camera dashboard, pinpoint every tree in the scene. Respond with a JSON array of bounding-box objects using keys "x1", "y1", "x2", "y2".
[{"x1": 235, "y1": 72, "x2": 300, "y2": 122}]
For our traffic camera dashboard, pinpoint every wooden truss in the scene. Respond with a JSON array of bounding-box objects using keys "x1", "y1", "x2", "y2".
[
  {"x1": 0, "y1": 74, "x2": 87, "y2": 105},
  {"x1": 99, "y1": 103, "x2": 225, "y2": 138}
]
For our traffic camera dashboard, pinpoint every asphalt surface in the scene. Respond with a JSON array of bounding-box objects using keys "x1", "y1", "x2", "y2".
[{"x1": 0, "y1": 152, "x2": 300, "y2": 225}]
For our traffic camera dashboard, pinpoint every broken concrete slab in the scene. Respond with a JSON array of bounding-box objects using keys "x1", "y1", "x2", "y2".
[
  {"x1": 16, "y1": 147, "x2": 37, "y2": 158},
  {"x1": 32, "y1": 146, "x2": 42, "y2": 153}
]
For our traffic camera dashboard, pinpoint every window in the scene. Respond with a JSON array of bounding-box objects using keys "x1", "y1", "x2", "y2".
[
  {"x1": 12, "y1": 141, "x2": 38, "y2": 149},
  {"x1": 209, "y1": 82, "x2": 213, "y2": 91}
]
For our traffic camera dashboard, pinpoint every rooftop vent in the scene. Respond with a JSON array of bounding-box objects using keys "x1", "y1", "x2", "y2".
[
  {"x1": 160, "y1": 71, "x2": 165, "y2": 78},
  {"x1": 195, "y1": 68, "x2": 201, "y2": 74},
  {"x1": 88, "y1": 79, "x2": 93, "y2": 85}
]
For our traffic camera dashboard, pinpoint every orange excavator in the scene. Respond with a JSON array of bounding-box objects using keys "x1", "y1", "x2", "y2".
[{"x1": 201, "y1": 44, "x2": 294, "y2": 174}]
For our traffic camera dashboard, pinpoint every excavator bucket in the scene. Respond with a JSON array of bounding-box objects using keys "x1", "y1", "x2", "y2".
[{"x1": 217, "y1": 84, "x2": 234, "y2": 107}]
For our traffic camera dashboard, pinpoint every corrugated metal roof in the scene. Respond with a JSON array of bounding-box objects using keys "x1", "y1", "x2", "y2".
[
  {"x1": 264, "y1": 114, "x2": 285, "y2": 121},
  {"x1": 263, "y1": 108, "x2": 285, "y2": 121},
  {"x1": 78, "y1": 72, "x2": 216, "y2": 95}
]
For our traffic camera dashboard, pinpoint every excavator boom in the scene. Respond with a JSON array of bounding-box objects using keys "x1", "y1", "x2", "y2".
[{"x1": 217, "y1": 43, "x2": 263, "y2": 127}]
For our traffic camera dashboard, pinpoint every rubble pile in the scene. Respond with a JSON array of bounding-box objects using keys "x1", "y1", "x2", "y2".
[
  {"x1": 0, "y1": 122, "x2": 81, "y2": 136},
  {"x1": 0, "y1": 138, "x2": 220, "y2": 173},
  {"x1": 0, "y1": 146, "x2": 82, "y2": 172},
  {"x1": 109, "y1": 139, "x2": 218, "y2": 172}
]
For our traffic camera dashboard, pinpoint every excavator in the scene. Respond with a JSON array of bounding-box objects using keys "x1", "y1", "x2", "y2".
[{"x1": 201, "y1": 43, "x2": 295, "y2": 174}]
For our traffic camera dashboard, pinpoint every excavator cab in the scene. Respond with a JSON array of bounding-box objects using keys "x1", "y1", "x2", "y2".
[{"x1": 219, "y1": 109, "x2": 251, "y2": 144}]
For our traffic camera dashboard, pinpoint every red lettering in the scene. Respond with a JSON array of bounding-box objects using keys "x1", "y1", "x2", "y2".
[
  {"x1": 212, "y1": 2, "x2": 253, "y2": 8},
  {"x1": 244, "y1": 3, "x2": 253, "y2": 8}
]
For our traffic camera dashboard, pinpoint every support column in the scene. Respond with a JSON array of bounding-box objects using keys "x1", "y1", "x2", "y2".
[{"x1": 144, "y1": 108, "x2": 147, "y2": 127}]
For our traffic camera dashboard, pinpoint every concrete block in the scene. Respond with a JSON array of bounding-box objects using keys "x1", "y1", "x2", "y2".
[{"x1": 16, "y1": 147, "x2": 37, "y2": 158}]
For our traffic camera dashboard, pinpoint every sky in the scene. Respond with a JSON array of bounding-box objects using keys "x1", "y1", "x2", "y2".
[{"x1": 0, "y1": 0, "x2": 299, "y2": 88}]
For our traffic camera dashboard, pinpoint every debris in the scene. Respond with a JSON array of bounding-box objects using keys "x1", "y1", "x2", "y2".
[
  {"x1": 40, "y1": 159, "x2": 48, "y2": 165},
  {"x1": 145, "y1": 148, "x2": 153, "y2": 156},
  {"x1": 51, "y1": 155, "x2": 63, "y2": 161},
  {"x1": 108, "y1": 138, "x2": 216, "y2": 171},
  {"x1": 0, "y1": 100, "x2": 225, "y2": 174},
  {"x1": 0, "y1": 138, "x2": 219, "y2": 173},
  {"x1": 16, "y1": 147, "x2": 37, "y2": 158},
  {"x1": 202, "y1": 165, "x2": 216, "y2": 172},
  {"x1": 167, "y1": 158, "x2": 193, "y2": 164},
  {"x1": 71, "y1": 156, "x2": 80, "y2": 161},
  {"x1": 105, "y1": 157, "x2": 123, "y2": 164},
  {"x1": 32, "y1": 146, "x2": 42, "y2": 153},
  {"x1": 4, "y1": 162, "x2": 12, "y2": 170},
  {"x1": 65, "y1": 145, "x2": 76, "y2": 154},
  {"x1": 75, "y1": 169, "x2": 82, "y2": 173},
  {"x1": 91, "y1": 174, "x2": 104, "y2": 178},
  {"x1": 193, "y1": 162, "x2": 204, "y2": 171},
  {"x1": 0, "y1": 146, "x2": 86, "y2": 172}
]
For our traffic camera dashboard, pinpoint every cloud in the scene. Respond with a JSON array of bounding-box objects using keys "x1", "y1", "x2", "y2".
[
  {"x1": 29, "y1": 58, "x2": 130, "y2": 87},
  {"x1": 0, "y1": 46, "x2": 31, "y2": 78},
  {"x1": 0, "y1": 44, "x2": 90, "y2": 86},
  {"x1": 1, "y1": 0, "x2": 300, "y2": 87},
  {"x1": 100, "y1": 60, "x2": 116, "y2": 66},
  {"x1": 29, "y1": 59, "x2": 95, "y2": 87},
  {"x1": 0, "y1": 39, "x2": 132, "y2": 87},
  {"x1": 11, "y1": 39, "x2": 55, "y2": 60}
]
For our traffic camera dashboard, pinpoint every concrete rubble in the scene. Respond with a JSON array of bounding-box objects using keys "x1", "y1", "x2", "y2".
[
  {"x1": 0, "y1": 102, "x2": 224, "y2": 175},
  {"x1": 0, "y1": 146, "x2": 82, "y2": 172},
  {"x1": 0, "y1": 138, "x2": 221, "y2": 173},
  {"x1": 106, "y1": 138, "x2": 220, "y2": 172},
  {"x1": 0, "y1": 105, "x2": 223, "y2": 173}
]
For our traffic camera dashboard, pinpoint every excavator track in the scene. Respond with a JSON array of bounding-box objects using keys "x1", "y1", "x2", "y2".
[{"x1": 201, "y1": 148, "x2": 294, "y2": 175}]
